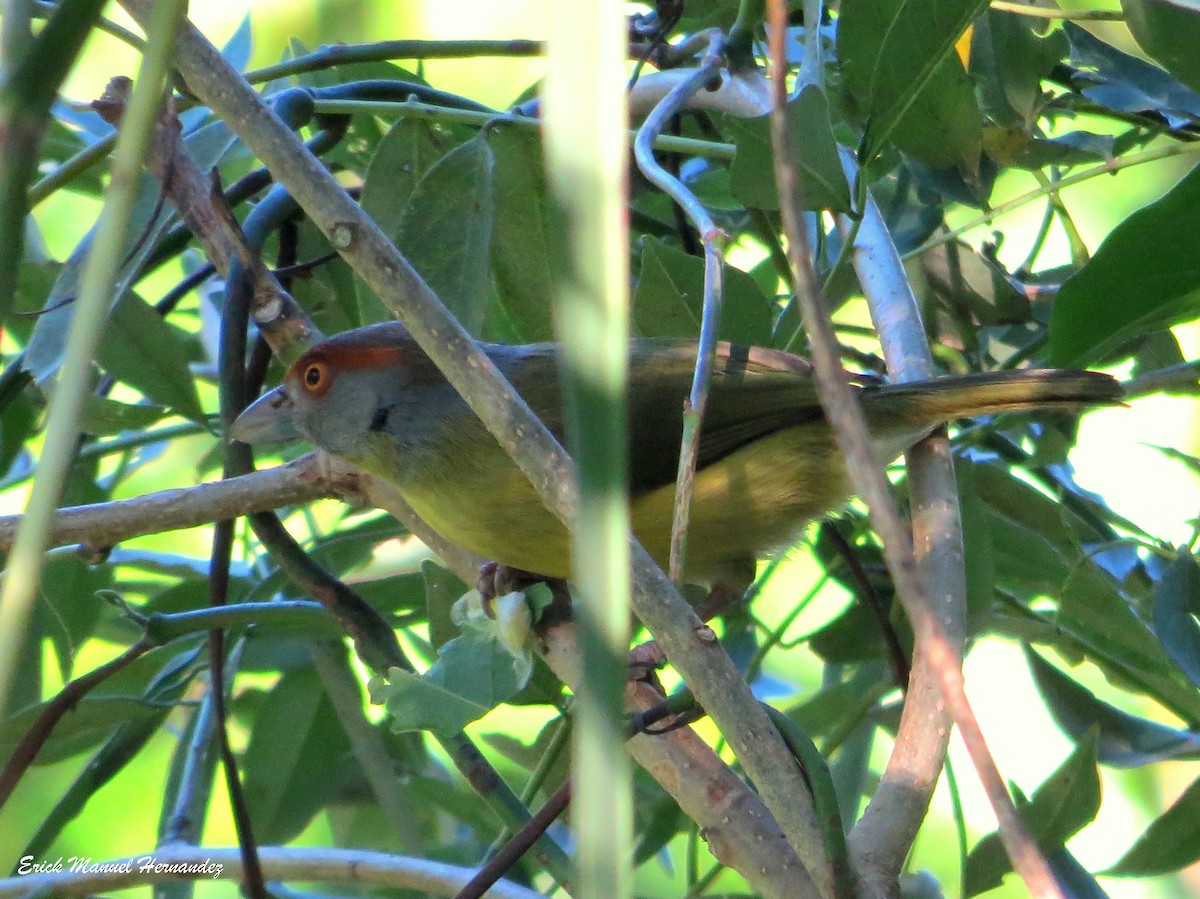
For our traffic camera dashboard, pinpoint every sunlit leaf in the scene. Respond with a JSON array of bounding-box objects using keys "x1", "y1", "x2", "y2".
[
  {"x1": 1027, "y1": 648, "x2": 1200, "y2": 766},
  {"x1": 838, "y1": 0, "x2": 988, "y2": 169},
  {"x1": 1124, "y1": 0, "x2": 1200, "y2": 95},
  {"x1": 1048, "y1": 160, "x2": 1200, "y2": 366},
  {"x1": 242, "y1": 664, "x2": 355, "y2": 844},
  {"x1": 1110, "y1": 773, "x2": 1200, "y2": 875},
  {"x1": 964, "y1": 728, "x2": 1100, "y2": 895}
]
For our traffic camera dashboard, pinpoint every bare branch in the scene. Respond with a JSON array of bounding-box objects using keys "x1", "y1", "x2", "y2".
[{"x1": 0, "y1": 454, "x2": 336, "y2": 554}]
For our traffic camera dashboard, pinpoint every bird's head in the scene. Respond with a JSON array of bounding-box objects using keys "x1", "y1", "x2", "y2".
[{"x1": 229, "y1": 322, "x2": 450, "y2": 465}]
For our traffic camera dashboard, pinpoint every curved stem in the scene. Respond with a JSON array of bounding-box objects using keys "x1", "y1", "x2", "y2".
[
  {"x1": 310, "y1": 97, "x2": 737, "y2": 160},
  {"x1": 630, "y1": 31, "x2": 729, "y2": 582}
]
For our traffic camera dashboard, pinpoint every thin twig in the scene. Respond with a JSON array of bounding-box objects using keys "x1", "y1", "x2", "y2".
[
  {"x1": 454, "y1": 781, "x2": 573, "y2": 899},
  {"x1": 0, "y1": 637, "x2": 153, "y2": 810},
  {"x1": 824, "y1": 524, "x2": 911, "y2": 690},
  {"x1": 309, "y1": 97, "x2": 737, "y2": 160},
  {"x1": 207, "y1": 518, "x2": 268, "y2": 899},
  {"x1": 245, "y1": 39, "x2": 545, "y2": 84},
  {"x1": 1124, "y1": 359, "x2": 1200, "y2": 399}
]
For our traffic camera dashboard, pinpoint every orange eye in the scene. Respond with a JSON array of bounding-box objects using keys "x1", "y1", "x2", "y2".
[{"x1": 301, "y1": 361, "x2": 328, "y2": 392}]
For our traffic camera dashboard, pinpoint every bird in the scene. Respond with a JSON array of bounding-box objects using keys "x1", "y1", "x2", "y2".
[{"x1": 230, "y1": 321, "x2": 1123, "y2": 585}]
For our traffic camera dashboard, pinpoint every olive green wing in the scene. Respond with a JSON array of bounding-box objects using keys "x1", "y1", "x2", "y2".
[
  {"x1": 496, "y1": 338, "x2": 864, "y2": 496},
  {"x1": 625, "y1": 341, "x2": 839, "y2": 493}
]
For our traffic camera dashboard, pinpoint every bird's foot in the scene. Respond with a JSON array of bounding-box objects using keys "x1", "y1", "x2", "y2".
[
  {"x1": 629, "y1": 641, "x2": 668, "y2": 685},
  {"x1": 477, "y1": 562, "x2": 541, "y2": 602}
]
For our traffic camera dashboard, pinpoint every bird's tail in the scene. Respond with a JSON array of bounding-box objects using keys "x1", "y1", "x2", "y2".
[{"x1": 865, "y1": 369, "x2": 1125, "y2": 424}]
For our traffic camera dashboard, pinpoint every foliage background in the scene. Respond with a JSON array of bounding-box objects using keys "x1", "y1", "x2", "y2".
[{"x1": 3, "y1": 1, "x2": 1200, "y2": 897}]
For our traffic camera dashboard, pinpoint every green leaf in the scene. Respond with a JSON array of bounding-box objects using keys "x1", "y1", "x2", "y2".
[
  {"x1": 41, "y1": 554, "x2": 110, "y2": 681},
  {"x1": 242, "y1": 664, "x2": 353, "y2": 844},
  {"x1": 1058, "y1": 565, "x2": 1200, "y2": 720},
  {"x1": 0, "y1": 390, "x2": 37, "y2": 479},
  {"x1": 1026, "y1": 648, "x2": 1200, "y2": 766},
  {"x1": 1048, "y1": 160, "x2": 1200, "y2": 366},
  {"x1": 633, "y1": 240, "x2": 774, "y2": 344},
  {"x1": 965, "y1": 460, "x2": 1200, "y2": 719},
  {"x1": 219, "y1": 12, "x2": 253, "y2": 71},
  {"x1": 247, "y1": 515, "x2": 402, "y2": 602},
  {"x1": 809, "y1": 603, "x2": 897, "y2": 663},
  {"x1": 971, "y1": 9, "x2": 1069, "y2": 127},
  {"x1": 919, "y1": 240, "x2": 1030, "y2": 326},
  {"x1": 1064, "y1": 23, "x2": 1200, "y2": 126},
  {"x1": 1152, "y1": 551, "x2": 1200, "y2": 688},
  {"x1": 424, "y1": 561, "x2": 468, "y2": 650},
  {"x1": 0, "y1": 644, "x2": 201, "y2": 768},
  {"x1": 40, "y1": 117, "x2": 105, "y2": 195},
  {"x1": 0, "y1": 697, "x2": 160, "y2": 769},
  {"x1": 80, "y1": 395, "x2": 169, "y2": 435},
  {"x1": 1124, "y1": 0, "x2": 1200, "y2": 95},
  {"x1": 1110, "y1": 772, "x2": 1200, "y2": 875},
  {"x1": 964, "y1": 728, "x2": 1101, "y2": 895},
  {"x1": 24, "y1": 117, "x2": 237, "y2": 382},
  {"x1": 395, "y1": 131, "x2": 496, "y2": 336},
  {"x1": 838, "y1": 0, "x2": 988, "y2": 169},
  {"x1": 956, "y1": 458, "x2": 998, "y2": 622},
  {"x1": 728, "y1": 86, "x2": 851, "y2": 213},
  {"x1": 19, "y1": 644, "x2": 201, "y2": 860},
  {"x1": 487, "y1": 124, "x2": 558, "y2": 341},
  {"x1": 357, "y1": 119, "x2": 455, "y2": 324},
  {"x1": 362, "y1": 120, "x2": 448, "y2": 238},
  {"x1": 353, "y1": 573, "x2": 428, "y2": 618},
  {"x1": 96, "y1": 291, "x2": 204, "y2": 422},
  {"x1": 288, "y1": 218, "x2": 361, "y2": 332},
  {"x1": 372, "y1": 623, "x2": 530, "y2": 736}
]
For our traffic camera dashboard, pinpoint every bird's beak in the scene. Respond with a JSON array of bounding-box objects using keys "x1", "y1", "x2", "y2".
[{"x1": 228, "y1": 386, "x2": 303, "y2": 444}]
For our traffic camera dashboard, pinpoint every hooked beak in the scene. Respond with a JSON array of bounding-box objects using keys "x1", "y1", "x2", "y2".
[{"x1": 228, "y1": 386, "x2": 304, "y2": 444}]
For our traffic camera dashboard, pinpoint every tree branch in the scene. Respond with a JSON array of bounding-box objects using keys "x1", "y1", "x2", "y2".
[
  {"x1": 0, "y1": 453, "x2": 336, "y2": 554},
  {"x1": 837, "y1": 151, "x2": 968, "y2": 886}
]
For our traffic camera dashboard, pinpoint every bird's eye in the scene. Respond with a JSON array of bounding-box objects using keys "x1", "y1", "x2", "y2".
[{"x1": 302, "y1": 361, "x2": 328, "y2": 392}]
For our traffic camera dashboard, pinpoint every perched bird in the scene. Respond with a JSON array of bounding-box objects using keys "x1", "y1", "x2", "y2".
[{"x1": 230, "y1": 322, "x2": 1122, "y2": 585}]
